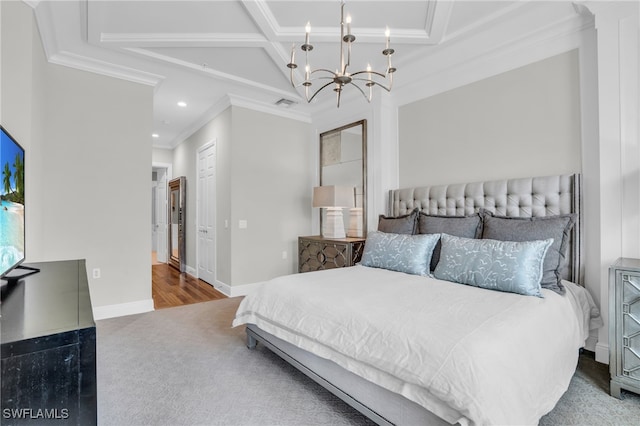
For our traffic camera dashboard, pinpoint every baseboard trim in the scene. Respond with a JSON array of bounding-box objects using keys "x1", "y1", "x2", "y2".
[
  {"x1": 93, "y1": 298, "x2": 155, "y2": 320},
  {"x1": 213, "y1": 280, "x2": 264, "y2": 297},
  {"x1": 595, "y1": 342, "x2": 609, "y2": 364},
  {"x1": 185, "y1": 265, "x2": 197, "y2": 277}
]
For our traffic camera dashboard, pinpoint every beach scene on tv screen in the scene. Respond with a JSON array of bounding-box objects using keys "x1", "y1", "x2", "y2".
[{"x1": 1, "y1": 132, "x2": 25, "y2": 273}]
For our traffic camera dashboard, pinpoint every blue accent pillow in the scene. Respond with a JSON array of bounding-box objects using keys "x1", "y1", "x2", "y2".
[
  {"x1": 433, "y1": 234, "x2": 553, "y2": 297},
  {"x1": 360, "y1": 231, "x2": 440, "y2": 276}
]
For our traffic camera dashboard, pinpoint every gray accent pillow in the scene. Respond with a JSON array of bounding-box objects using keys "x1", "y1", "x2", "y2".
[
  {"x1": 378, "y1": 208, "x2": 418, "y2": 234},
  {"x1": 481, "y1": 211, "x2": 576, "y2": 294},
  {"x1": 418, "y1": 212, "x2": 483, "y2": 271}
]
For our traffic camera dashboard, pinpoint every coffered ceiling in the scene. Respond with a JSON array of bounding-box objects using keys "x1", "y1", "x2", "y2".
[{"x1": 26, "y1": 1, "x2": 588, "y2": 149}]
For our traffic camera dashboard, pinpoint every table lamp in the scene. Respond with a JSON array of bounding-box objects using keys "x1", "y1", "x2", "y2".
[{"x1": 313, "y1": 186, "x2": 354, "y2": 238}]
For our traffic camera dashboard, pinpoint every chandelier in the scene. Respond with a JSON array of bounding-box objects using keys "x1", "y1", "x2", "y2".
[{"x1": 286, "y1": 1, "x2": 396, "y2": 107}]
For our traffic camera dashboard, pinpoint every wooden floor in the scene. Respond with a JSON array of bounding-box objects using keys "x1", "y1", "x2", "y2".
[{"x1": 152, "y1": 262, "x2": 226, "y2": 309}]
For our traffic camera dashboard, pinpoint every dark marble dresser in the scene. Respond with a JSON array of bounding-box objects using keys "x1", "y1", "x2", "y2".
[{"x1": 1, "y1": 260, "x2": 96, "y2": 425}]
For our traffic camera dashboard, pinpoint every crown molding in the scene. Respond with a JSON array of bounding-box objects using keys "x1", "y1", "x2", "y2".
[
  {"x1": 164, "y1": 93, "x2": 312, "y2": 149},
  {"x1": 228, "y1": 94, "x2": 312, "y2": 123},
  {"x1": 125, "y1": 47, "x2": 295, "y2": 99},
  {"x1": 99, "y1": 32, "x2": 267, "y2": 47},
  {"x1": 48, "y1": 51, "x2": 164, "y2": 87},
  {"x1": 30, "y1": 1, "x2": 163, "y2": 88},
  {"x1": 392, "y1": 6, "x2": 594, "y2": 108}
]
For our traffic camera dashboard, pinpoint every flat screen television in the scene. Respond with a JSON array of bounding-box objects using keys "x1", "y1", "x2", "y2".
[{"x1": 1, "y1": 125, "x2": 38, "y2": 282}]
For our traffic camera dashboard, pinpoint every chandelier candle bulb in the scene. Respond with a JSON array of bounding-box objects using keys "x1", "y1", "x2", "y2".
[
  {"x1": 287, "y1": 1, "x2": 397, "y2": 107},
  {"x1": 305, "y1": 22, "x2": 310, "y2": 45}
]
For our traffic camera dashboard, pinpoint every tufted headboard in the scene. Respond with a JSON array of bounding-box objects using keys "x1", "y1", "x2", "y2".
[{"x1": 389, "y1": 174, "x2": 583, "y2": 284}]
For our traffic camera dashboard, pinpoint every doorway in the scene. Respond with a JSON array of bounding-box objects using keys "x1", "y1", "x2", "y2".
[
  {"x1": 152, "y1": 163, "x2": 171, "y2": 265},
  {"x1": 197, "y1": 141, "x2": 216, "y2": 285}
]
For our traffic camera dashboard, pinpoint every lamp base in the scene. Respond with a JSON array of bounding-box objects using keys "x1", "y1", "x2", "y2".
[{"x1": 322, "y1": 207, "x2": 346, "y2": 239}]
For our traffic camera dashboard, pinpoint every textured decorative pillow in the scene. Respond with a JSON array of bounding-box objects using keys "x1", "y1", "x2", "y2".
[
  {"x1": 433, "y1": 234, "x2": 553, "y2": 297},
  {"x1": 378, "y1": 208, "x2": 418, "y2": 234},
  {"x1": 360, "y1": 231, "x2": 439, "y2": 276},
  {"x1": 418, "y1": 212, "x2": 483, "y2": 271},
  {"x1": 481, "y1": 211, "x2": 576, "y2": 294}
]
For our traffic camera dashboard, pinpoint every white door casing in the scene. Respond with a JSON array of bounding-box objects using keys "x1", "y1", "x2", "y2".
[
  {"x1": 151, "y1": 182, "x2": 158, "y2": 251},
  {"x1": 197, "y1": 141, "x2": 216, "y2": 284}
]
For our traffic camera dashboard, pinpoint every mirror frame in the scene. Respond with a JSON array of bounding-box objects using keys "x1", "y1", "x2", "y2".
[
  {"x1": 168, "y1": 176, "x2": 186, "y2": 272},
  {"x1": 319, "y1": 119, "x2": 367, "y2": 237}
]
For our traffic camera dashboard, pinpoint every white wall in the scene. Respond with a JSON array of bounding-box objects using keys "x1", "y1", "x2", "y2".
[
  {"x1": 1, "y1": 1, "x2": 154, "y2": 318},
  {"x1": 152, "y1": 148, "x2": 173, "y2": 165}
]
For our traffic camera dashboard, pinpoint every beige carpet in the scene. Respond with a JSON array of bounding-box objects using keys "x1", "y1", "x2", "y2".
[{"x1": 97, "y1": 298, "x2": 640, "y2": 426}]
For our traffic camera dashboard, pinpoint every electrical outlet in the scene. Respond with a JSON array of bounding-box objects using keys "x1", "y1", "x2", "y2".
[
  {"x1": 239, "y1": 220, "x2": 248, "y2": 229},
  {"x1": 92, "y1": 268, "x2": 101, "y2": 279},
  {"x1": 282, "y1": 251, "x2": 287, "y2": 260}
]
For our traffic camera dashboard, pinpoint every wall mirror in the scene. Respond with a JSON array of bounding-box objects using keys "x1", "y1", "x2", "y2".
[
  {"x1": 168, "y1": 176, "x2": 186, "y2": 272},
  {"x1": 319, "y1": 119, "x2": 367, "y2": 237}
]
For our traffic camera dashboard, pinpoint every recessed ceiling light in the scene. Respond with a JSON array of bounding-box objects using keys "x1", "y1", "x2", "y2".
[
  {"x1": 177, "y1": 101, "x2": 187, "y2": 107},
  {"x1": 152, "y1": 133, "x2": 159, "y2": 138}
]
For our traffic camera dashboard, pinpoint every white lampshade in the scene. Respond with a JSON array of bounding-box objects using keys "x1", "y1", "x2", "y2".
[
  {"x1": 313, "y1": 186, "x2": 354, "y2": 239},
  {"x1": 312, "y1": 186, "x2": 354, "y2": 208}
]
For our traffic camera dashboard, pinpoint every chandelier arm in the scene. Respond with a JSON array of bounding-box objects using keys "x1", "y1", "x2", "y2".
[
  {"x1": 350, "y1": 70, "x2": 387, "y2": 79},
  {"x1": 310, "y1": 68, "x2": 337, "y2": 77},
  {"x1": 307, "y1": 81, "x2": 337, "y2": 103},
  {"x1": 289, "y1": 65, "x2": 298, "y2": 88},
  {"x1": 348, "y1": 81, "x2": 372, "y2": 102},
  {"x1": 357, "y1": 78, "x2": 393, "y2": 93}
]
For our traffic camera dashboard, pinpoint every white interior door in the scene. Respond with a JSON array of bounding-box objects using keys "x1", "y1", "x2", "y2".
[
  {"x1": 155, "y1": 167, "x2": 168, "y2": 264},
  {"x1": 151, "y1": 182, "x2": 158, "y2": 251},
  {"x1": 197, "y1": 142, "x2": 216, "y2": 284}
]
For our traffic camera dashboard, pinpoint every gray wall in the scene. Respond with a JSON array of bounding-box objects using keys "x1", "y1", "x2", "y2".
[
  {"x1": 398, "y1": 50, "x2": 582, "y2": 187},
  {"x1": 229, "y1": 107, "x2": 312, "y2": 285},
  {"x1": 1, "y1": 1, "x2": 153, "y2": 310},
  {"x1": 171, "y1": 106, "x2": 312, "y2": 287}
]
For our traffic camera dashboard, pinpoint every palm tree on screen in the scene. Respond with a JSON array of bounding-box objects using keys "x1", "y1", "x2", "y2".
[
  {"x1": 13, "y1": 154, "x2": 24, "y2": 202},
  {"x1": 2, "y1": 162, "x2": 12, "y2": 197}
]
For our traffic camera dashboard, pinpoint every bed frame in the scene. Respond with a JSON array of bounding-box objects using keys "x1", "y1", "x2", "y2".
[{"x1": 246, "y1": 173, "x2": 582, "y2": 425}]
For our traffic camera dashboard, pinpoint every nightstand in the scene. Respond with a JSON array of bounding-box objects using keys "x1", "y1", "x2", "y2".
[
  {"x1": 298, "y1": 236, "x2": 366, "y2": 273},
  {"x1": 609, "y1": 258, "x2": 640, "y2": 398}
]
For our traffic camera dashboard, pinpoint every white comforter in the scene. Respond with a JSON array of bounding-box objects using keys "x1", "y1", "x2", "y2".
[{"x1": 233, "y1": 265, "x2": 600, "y2": 425}]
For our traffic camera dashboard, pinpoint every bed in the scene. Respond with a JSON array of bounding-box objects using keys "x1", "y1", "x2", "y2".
[{"x1": 233, "y1": 173, "x2": 602, "y2": 425}]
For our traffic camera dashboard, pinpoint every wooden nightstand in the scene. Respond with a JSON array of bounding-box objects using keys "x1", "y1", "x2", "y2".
[
  {"x1": 609, "y1": 258, "x2": 640, "y2": 398},
  {"x1": 298, "y1": 236, "x2": 366, "y2": 273}
]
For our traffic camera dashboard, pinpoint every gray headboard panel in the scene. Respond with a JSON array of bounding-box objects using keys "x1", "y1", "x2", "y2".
[{"x1": 389, "y1": 174, "x2": 583, "y2": 284}]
